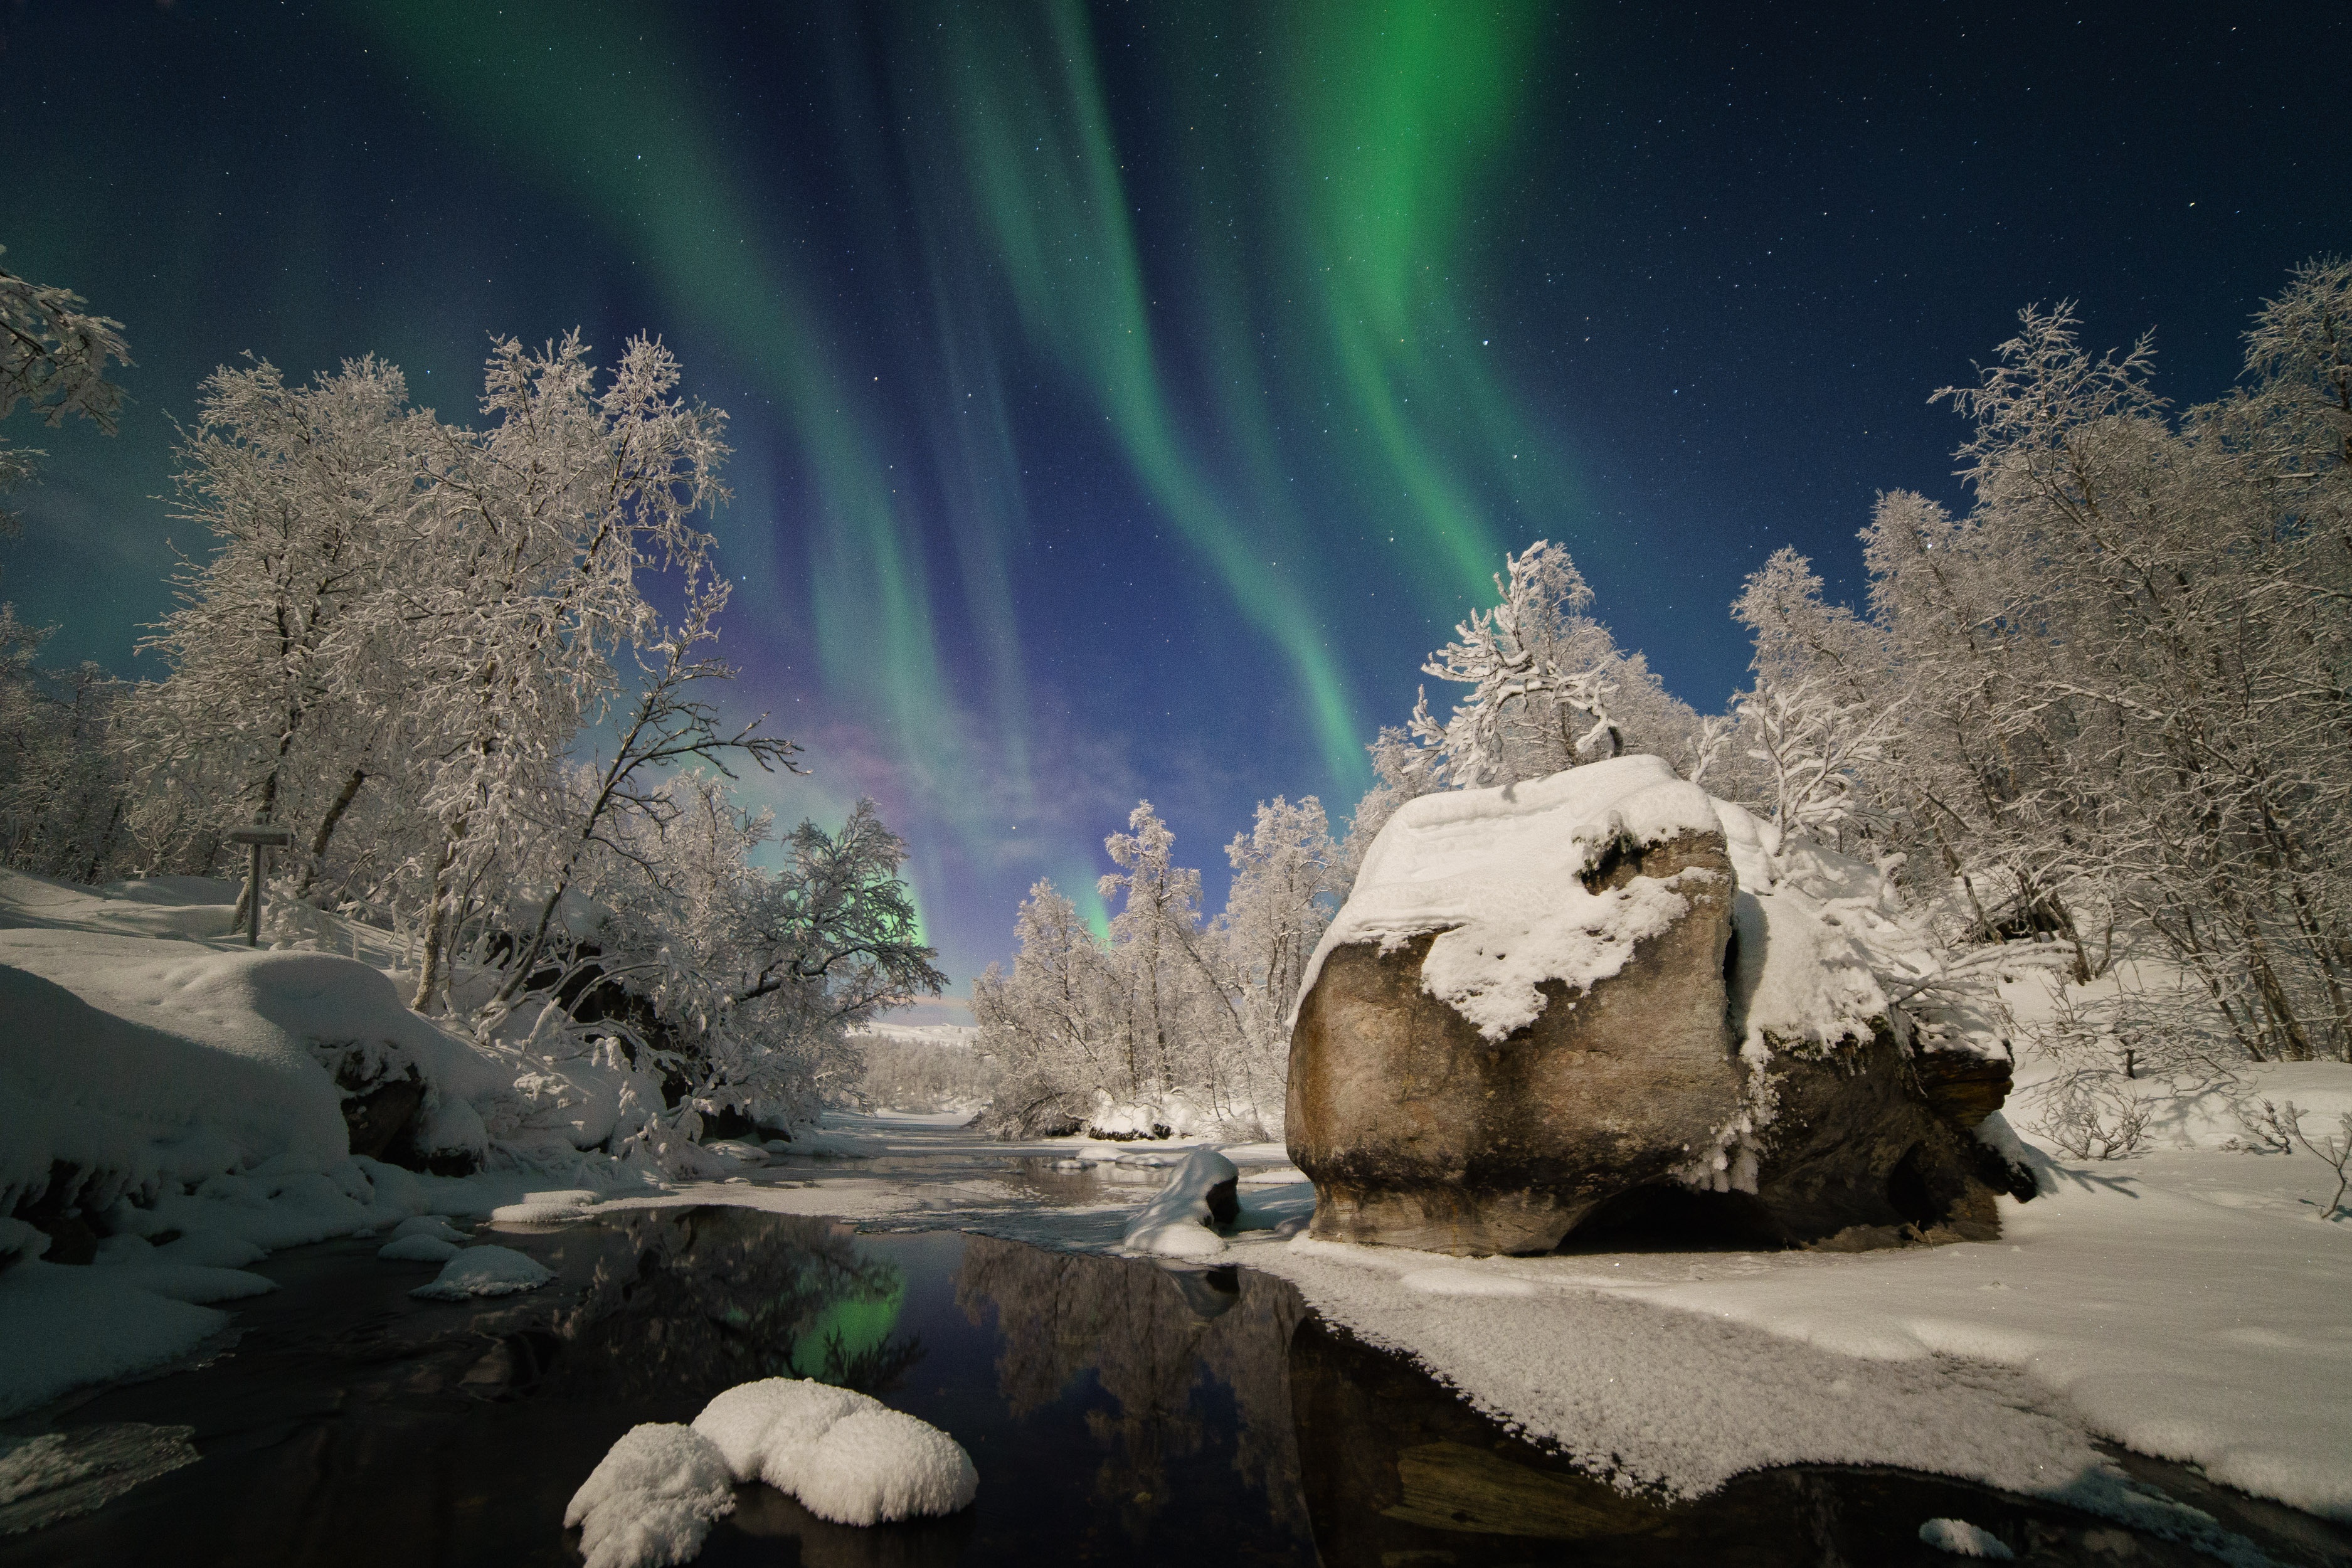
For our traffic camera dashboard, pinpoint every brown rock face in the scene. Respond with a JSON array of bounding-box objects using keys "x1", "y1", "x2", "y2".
[
  {"x1": 1286, "y1": 825, "x2": 2024, "y2": 1256},
  {"x1": 1746, "y1": 1029, "x2": 2008, "y2": 1247},
  {"x1": 1286, "y1": 832, "x2": 1744, "y2": 1255}
]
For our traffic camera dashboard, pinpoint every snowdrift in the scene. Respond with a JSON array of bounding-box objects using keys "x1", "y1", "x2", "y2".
[{"x1": 0, "y1": 925, "x2": 503, "y2": 1213}]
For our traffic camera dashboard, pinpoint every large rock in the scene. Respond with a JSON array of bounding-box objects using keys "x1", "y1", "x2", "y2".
[{"x1": 1285, "y1": 756, "x2": 2019, "y2": 1256}]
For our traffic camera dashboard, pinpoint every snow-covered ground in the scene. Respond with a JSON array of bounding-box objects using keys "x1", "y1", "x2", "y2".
[
  {"x1": 6, "y1": 864, "x2": 2350, "y2": 1550},
  {"x1": 0, "y1": 868, "x2": 682, "y2": 1416}
]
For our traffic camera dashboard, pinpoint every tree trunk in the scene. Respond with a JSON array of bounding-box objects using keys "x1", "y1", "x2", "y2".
[
  {"x1": 410, "y1": 827, "x2": 462, "y2": 1012},
  {"x1": 297, "y1": 767, "x2": 367, "y2": 899}
]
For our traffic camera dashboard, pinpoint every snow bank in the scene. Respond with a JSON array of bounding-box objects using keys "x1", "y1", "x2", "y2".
[
  {"x1": 0, "y1": 923, "x2": 515, "y2": 1214},
  {"x1": 1237, "y1": 1095, "x2": 2352, "y2": 1532},
  {"x1": 0, "y1": 948, "x2": 348, "y2": 1214},
  {"x1": 563, "y1": 1423, "x2": 735, "y2": 1568},
  {"x1": 1303, "y1": 756, "x2": 1721, "y2": 1041},
  {"x1": 1243, "y1": 1232, "x2": 2269, "y2": 1555},
  {"x1": 409, "y1": 1244, "x2": 552, "y2": 1301},
  {"x1": 0, "y1": 869, "x2": 240, "y2": 943},
  {"x1": 1122, "y1": 1146, "x2": 1239, "y2": 1259},
  {"x1": 686, "y1": 1376, "x2": 977, "y2": 1526},
  {"x1": 0, "y1": 1259, "x2": 234, "y2": 1418},
  {"x1": 0, "y1": 870, "x2": 706, "y2": 1412}
]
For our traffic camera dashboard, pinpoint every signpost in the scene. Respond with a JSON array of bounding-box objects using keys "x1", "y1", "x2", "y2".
[{"x1": 226, "y1": 821, "x2": 295, "y2": 948}]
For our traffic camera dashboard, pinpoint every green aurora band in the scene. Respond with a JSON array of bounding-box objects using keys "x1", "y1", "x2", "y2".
[{"x1": 355, "y1": 0, "x2": 1583, "y2": 955}]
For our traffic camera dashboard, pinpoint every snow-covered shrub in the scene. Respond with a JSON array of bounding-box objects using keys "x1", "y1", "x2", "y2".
[
  {"x1": 2238, "y1": 1099, "x2": 2352, "y2": 1217},
  {"x1": 2030, "y1": 1074, "x2": 2154, "y2": 1161}
]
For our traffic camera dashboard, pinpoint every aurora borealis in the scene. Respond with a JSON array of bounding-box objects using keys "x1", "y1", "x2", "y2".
[{"x1": 4, "y1": 3, "x2": 2346, "y2": 1010}]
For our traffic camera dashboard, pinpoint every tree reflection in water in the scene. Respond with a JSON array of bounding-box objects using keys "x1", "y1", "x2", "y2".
[
  {"x1": 952, "y1": 1236, "x2": 1310, "y2": 1548},
  {"x1": 539, "y1": 1206, "x2": 925, "y2": 1404}
]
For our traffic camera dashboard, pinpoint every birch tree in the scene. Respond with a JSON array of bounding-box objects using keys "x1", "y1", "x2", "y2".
[{"x1": 398, "y1": 332, "x2": 729, "y2": 1010}]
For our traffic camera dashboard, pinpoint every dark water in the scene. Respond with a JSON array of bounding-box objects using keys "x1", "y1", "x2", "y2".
[{"x1": 3, "y1": 1209, "x2": 2343, "y2": 1567}]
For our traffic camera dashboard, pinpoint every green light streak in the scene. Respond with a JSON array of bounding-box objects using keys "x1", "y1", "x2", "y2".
[
  {"x1": 353, "y1": 1, "x2": 1005, "y2": 942},
  {"x1": 923, "y1": 1, "x2": 1367, "y2": 783},
  {"x1": 355, "y1": 0, "x2": 1588, "y2": 968}
]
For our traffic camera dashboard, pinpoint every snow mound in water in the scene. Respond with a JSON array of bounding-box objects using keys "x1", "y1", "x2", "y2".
[
  {"x1": 793, "y1": 1407, "x2": 980, "y2": 1527},
  {"x1": 687, "y1": 1377, "x2": 977, "y2": 1525},
  {"x1": 408, "y1": 1244, "x2": 550, "y2": 1300},
  {"x1": 1919, "y1": 1517, "x2": 2015, "y2": 1558},
  {"x1": 1123, "y1": 1146, "x2": 1238, "y2": 1259},
  {"x1": 376, "y1": 1234, "x2": 460, "y2": 1263},
  {"x1": 692, "y1": 1377, "x2": 877, "y2": 1483},
  {"x1": 489, "y1": 1189, "x2": 602, "y2": 1225},
  {"x1": 563, "y1": 1423, "x2": 735, "y2": 1568}
]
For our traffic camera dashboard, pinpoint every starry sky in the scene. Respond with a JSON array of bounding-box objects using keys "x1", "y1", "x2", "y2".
[{"x1": 3, "y1": 2, "x2": 2347, "y2": 1017}]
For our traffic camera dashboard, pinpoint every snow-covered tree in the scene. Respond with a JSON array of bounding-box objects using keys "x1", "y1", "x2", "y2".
[
  {"x1": 0, "y1": 250, "x2": 134, "y2": 881},
  {"x1": 1727, "y1": 548, "x2": 1900, "y2": 863},
  {"x1": 480, "y1": 564, "x2": 798, "y2": 1027},
  {"x1": 129, "y1": 356, "x2": 437, "y2": 913},
  {"x1": 1097, "y1": 801, "x2": 1231, "y2": 1105},
  {"x1": 398, "y1": 332, "x2": 731, "y2": 1010},
  {"x1": 1335, "y1": 725, "x2": 1443, "y2": 894},
  {"x1": 975, "y1": 797, "x2": 1325, "y2": 1138},
  {"x1": 973, "y1": 880, "x2": 1121, "y2": 1133},
  {"x1": 0, "y1": 245, "x2": 132, "y2": 537},
  {"x1": 1409, "y1": 539, "x2": 1701, "y2": 788},
  {"x1": 1737, "y1": 261, "x2": 2352, "y2": 1059},
  {"x1": 505, "y1": 779, "x2": 942, "y2": 1140},
  {"x1": 0, "y1": 617, "x2": 125, "y2": 881},
  {"x1": 1214, "y1": 795, "x2": 1338, "y2": 1127}
]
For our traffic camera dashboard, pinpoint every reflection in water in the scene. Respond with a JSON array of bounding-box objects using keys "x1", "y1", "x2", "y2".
[
  {"x1": 3, "y1": 1209, "x2": 2340, "y2": 1567},
  {"x1": 951, "y1": 1237, "x2": 1308, "y2": 1549},
  {"x1": 545, "y1": 1207, "x2": 924, "y2": 1400}
]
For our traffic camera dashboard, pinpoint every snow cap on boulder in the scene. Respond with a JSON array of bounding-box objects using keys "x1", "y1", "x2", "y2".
[{"x1": 1302, "y1": 755, "x2": 1722, "y2": 1041}]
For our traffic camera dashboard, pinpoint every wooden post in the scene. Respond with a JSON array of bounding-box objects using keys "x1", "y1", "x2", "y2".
[{"x1": 226, "y1": 822, "x2": 295, "y2": 948}]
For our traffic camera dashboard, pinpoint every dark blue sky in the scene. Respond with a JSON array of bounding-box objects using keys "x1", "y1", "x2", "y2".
[{"x1": 3, "y1": 1, "x2": 2345, "y2": 1012}]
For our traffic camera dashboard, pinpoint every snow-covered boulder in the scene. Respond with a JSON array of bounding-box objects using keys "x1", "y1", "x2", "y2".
[
  {"x1": 1122, "y1": 1146, "x2": 1241, "y2": 1258},
  {"x1": 1287, "y1": 756, "x2": 2020, "y2": 1255}
]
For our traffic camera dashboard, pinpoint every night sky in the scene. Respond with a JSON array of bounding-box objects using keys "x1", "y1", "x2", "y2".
[{"x1": 4, "y1": 2, "x2": 2346, "y2": 1017}]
